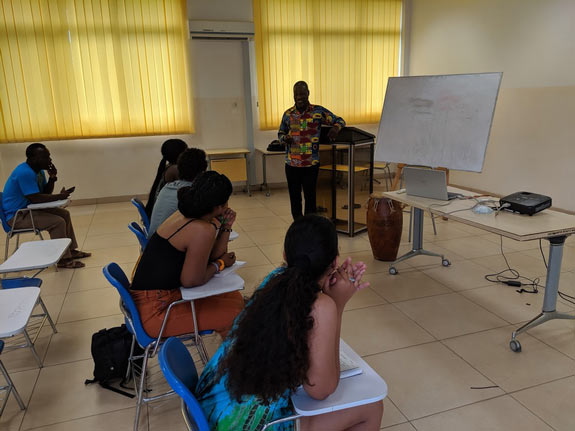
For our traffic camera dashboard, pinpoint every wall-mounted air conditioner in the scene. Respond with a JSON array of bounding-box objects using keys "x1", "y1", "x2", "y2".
[{"x1": 189, "y1": 20, "x2": 255, "y2": 40}]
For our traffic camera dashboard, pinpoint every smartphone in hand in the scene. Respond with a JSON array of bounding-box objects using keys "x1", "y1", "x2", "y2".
[{"x1": 65, "y1": 186, "x2": 76, "y2": 194}]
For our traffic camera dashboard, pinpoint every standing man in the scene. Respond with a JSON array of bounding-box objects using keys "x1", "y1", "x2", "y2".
[
  {"x1": 2, "y1": 143, "x2": 91, "y2": 268},
  {"x1": 278, "y1": 81, "x2": 345, "y2": 220}
]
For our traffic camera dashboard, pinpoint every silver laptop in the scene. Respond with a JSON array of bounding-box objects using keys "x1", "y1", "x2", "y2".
[{"x1": 403, "y1": 167, "x2": 460, "y2": 201}]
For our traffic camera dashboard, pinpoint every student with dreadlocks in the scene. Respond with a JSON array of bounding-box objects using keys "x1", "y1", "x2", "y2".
[
  {"x1": 130, "y1": 171, "x2": 244, "y2": 339},
  {"x1": 196, "y1": 215, "x2": 383, "y2": 431}
]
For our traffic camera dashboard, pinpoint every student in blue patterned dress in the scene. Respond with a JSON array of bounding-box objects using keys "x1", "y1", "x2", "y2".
[{"x1": 196, "y1": 215, "x2": 383, "y2": 430}]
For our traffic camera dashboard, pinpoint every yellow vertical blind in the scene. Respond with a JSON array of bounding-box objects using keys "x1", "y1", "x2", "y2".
[
  {"x1": 253, "y1": 0, "x2": 402, "y2": 129},
  {"x1": 0, "y1": 0, "x2": 193, "y2": 143}
]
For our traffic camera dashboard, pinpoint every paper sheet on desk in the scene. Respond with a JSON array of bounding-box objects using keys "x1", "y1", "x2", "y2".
[
  {"x1": 27, "y1": 199, "x2": 70, "y2": 210},
  {"x1": 214, "y1": 261, "x2": 246, "y2": 277}
]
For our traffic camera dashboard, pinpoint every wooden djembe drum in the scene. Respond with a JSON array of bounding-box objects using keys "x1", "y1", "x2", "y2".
[{"x1": 366, "y1": 196, "x2": 403, "y2": 261}]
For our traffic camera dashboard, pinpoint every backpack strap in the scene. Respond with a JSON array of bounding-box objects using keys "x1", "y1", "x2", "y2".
[{"x1": 85, "y1": 379, "x2": 135, "y2": 398}]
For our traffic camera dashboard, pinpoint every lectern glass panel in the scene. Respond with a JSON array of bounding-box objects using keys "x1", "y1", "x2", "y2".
[{"x1": 317, "y1": 127, "x2": 375, "y2": 237}]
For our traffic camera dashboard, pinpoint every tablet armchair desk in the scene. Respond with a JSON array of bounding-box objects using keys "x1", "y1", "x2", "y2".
[
  {"x1": 378, "y1": 188, "x2": 575, "y2": 352},
  {"x1": 263, "y1": 339, "x2": 388, "y2": 430},
  {"x1": 0, "y1": 238, "x2": 71, "y2": 277}
]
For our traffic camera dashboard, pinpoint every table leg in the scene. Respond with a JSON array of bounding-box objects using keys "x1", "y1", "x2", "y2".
[
  {"x1": 245, "y1": 154, "x2": 251, "y2": 196},
  {"x1": 509, "y1": 235, "x2": 575, "y2": 352},
  {"x1": 388, "y1": 207, "x2": 450, "y2": 275},
  {"x1": 262, "y1": 154, "x2": 270, "y2": 197},
  {"x1": 390, "y1": 163, "x2": 405, "y2": 191}
]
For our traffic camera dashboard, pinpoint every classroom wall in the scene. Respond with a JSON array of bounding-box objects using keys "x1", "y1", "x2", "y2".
[
  {"x1": 407, "y1": 0, "x2": 575, "y2": 212},
  {"x1": 0, "y1": 0, "x2": 255, "y2": 202},
  {"x1": 5, "y1": 0, "x2": 570, "y2": 209}
]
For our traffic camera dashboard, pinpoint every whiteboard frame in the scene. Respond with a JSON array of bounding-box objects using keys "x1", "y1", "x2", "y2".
[{"x1": 375, "y1": 72, "x2": 502, "y2": 172}]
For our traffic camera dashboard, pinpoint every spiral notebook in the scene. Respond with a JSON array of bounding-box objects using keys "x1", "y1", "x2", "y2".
[{"x1": 340, "y1": 350, "x2": 363, "y2": 379}]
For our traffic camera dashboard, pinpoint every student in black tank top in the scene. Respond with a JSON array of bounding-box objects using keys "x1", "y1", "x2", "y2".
[{"x1": 131, "y1": 171, "x2": 244, "y2": 339}]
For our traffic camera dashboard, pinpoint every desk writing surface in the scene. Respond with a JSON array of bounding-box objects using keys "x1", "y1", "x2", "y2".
[
  {"x1": 376, "y1": 188, "x2": 575, "y2": 241},
  {"x1": 180, "y1": 273, "x2": 244, "y2": 301},
  {"x1": 205, "y1": 148, "x2": 250, "y2": 156},
  {"x1": 291, "y1": 339, "x2": 387, "y2": 416},
  {"x1": 0, "y1": 287, "x2": 41, "y2": 337},
  {"x1": 27, "y1": 199, "x2": 70, "y2": 210},
  {"x1": 0, "y1": 239, "x2": 72, "y2": 273}
]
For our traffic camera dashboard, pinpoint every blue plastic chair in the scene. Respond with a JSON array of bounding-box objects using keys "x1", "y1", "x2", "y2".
[
  {"x1": 158, "y1": 337, "x2": 298, "y2": 431},
  {"x1": 0, "y1": 192, "x2": 45, "y2": 259},
  {"x1": 103, "y1": 263, "x2": 213, "y2": 431},
  {"x1": 0, "y1": 340, "x2": 26, "y2": 416},
  {"x1": 131, "y1": 198, "x2": 150, "y2": 236},
  {"x1": 158, "y1": 337, "x2": 209, "y2": 431},
  {"x1": 128, "y1": 222, "x2": 148, "y2": 252}
]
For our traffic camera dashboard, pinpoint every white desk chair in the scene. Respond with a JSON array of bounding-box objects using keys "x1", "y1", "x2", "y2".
[
  {"x1": 0, "y1": 238, "x2": 71, "y2": 279},
  {"x1": 373, "y1": 161, "x2": 392, "y2": 191},
  {"x1": 263, "y1": 339, "x2": 388, "y2": 430},
  {"x1": 0, "y1": 286, "x2": 58, "y2": 368},
  {"x1": 0, "y1": 196, "x2": 69, "y2": 259}
]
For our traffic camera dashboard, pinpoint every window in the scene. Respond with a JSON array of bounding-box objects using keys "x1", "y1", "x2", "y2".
[
  {"x1": 254, "y1": 0, "x2": 402, "y2": 129},
  {"x1": 0, "y1": 0, "x2": 193, "y2": 143}
]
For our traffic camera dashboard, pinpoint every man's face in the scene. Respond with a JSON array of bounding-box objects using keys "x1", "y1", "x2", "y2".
[
  {"x1": 33, "y1": 148, "x2": 52, "y2": 170},
  {"x1": 293, "y1": 85, "x2": 310, "y2": 111}
]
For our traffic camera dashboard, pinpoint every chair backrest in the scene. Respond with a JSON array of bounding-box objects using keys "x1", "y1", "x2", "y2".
[
  {"x1": 159, "y1": 337, "x2": 210, "y2": 431},
  {"x1": 102, "y1": 263, "x2": 154, "y2": 348},
  {"x1": 0, "y1": 192, "x2": 12, "y2": 233},
  {"x1": 128, "y1": 222, "x2": 148, "y2": 251},
  {"x1": 131, "y1": 198, "x2": 150, "y2": 233}
]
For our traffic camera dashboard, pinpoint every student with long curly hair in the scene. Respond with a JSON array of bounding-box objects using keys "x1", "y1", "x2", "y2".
[{"x1": 196, "y1": 215, "x2": 383, "y2": 430}]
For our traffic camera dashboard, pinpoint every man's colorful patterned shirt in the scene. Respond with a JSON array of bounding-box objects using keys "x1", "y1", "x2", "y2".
[{"x1": 278, "y1": 104, "x2": 345, "y2": 167}]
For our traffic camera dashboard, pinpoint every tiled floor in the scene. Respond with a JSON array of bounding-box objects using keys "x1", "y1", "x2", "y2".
[{"x1": 1, "y1": 188, "x2": 575, "y2": 430}]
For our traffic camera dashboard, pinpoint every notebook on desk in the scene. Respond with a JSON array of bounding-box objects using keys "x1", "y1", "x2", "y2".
[
  {"x1": 214, "y1": 261, "x2": 246, "y2": 278},
  {"x1": 404, "y1": 167, "x2": 461, "y2": 201},
  {"x1": 340, "y1": 349, "x2": 362, "y2": 379}
]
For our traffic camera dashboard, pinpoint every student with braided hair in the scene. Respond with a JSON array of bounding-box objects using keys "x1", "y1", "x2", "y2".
[
  {"x1": 144, "y1": 138, "x2": 188, "y2": 217},
  {"x1": 196, "y1": 215, "x2": 383, "y2": 431},
  {"x1": 130, "y1": 171, "x2": 244, "y2": 339}
]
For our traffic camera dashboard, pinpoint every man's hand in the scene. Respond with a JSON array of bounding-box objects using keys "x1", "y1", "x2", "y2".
[
  {"x1": 327, "y1": 126, "x2": 340, "y2": 141},
  {"x1": 283, "y1": 134, "x2": 294, "y2": 145},
  {"x1": 59, "y1": 187, "x2": 72, "y2": 199},
  {"x1": 47, "y1": 163, "x2": 58, "y2": 181}
]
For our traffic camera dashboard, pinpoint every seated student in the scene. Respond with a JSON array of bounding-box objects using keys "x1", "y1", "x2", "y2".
[
  {"x1": 196, "y1": 215, "x2": 383, "y2": 431},
  {"x1": 148, "y1": 148, "x2": 207, "y2": 237},
  {"x1": 131, "y1": 171, "x2": 244, "y2": 339},
  {"x1": 144, "y1": 138, "x2": 188, "y2": 217},
  {"x1": 2, "y1": 143, "x2": 91, "y2": 269}
]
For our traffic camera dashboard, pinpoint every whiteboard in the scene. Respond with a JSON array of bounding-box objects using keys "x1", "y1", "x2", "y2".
[{"x1": 374, "y1": 73, "x2": 502, "y2": 172}]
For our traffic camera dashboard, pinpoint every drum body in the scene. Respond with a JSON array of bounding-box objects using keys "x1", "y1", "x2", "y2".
[{"x1": 366, "y1": 197, "x2": 403, "y2": 261}]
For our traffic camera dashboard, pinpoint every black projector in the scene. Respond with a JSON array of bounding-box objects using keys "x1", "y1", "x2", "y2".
[{"x1": 499, "y1": 192, "x2": 552, "y2": 216}]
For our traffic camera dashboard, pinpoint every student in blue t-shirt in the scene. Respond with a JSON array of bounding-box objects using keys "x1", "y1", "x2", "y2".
[{"x1": 2, "y1": 143, "x2": 91, "y2": 268}]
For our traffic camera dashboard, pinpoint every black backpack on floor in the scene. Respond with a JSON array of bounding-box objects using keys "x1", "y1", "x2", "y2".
[{"x1": 85, "y1": 324, "x2": 143, "y2": 398}]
